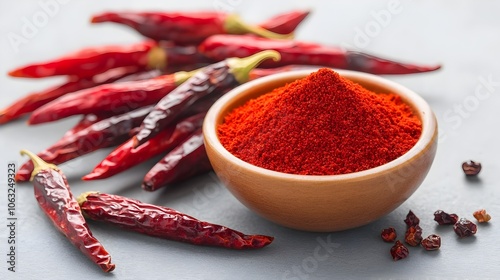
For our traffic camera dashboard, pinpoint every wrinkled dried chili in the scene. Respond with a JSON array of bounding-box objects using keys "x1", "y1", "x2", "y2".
[
  {"x1": 142, "y1": 129, "x2": 211, "y2": 191},
  {"x1": 78, "y1": 192, "x2": 273, "y2": 249},
  {"x1": 199, "y1": 35, "x2": 441, "y2": 75},
  {"x1": 91, "y1": 11, "x2": 292, "y2": 45},
  {"x1": 29, "y1": 70, "x2": 195, "y2": 125},
  {"x1": 20, "y1": 150, "x2": 115, "y2": 272}
]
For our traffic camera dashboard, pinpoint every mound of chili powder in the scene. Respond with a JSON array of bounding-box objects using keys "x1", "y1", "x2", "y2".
[{"x1": 217, "y1": 68, "x2": 422, "y2": 175}]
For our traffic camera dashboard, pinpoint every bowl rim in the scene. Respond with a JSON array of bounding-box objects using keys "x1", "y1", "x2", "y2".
[{"x1": 203, "y1": 68, "x2": 437, "y2": 182}]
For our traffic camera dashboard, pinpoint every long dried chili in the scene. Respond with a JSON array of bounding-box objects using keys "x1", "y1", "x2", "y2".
[
  {"x1": 16, "y1": 106, "x2": 153, "y2": 182},
  {"x1": 28, "y1": 70, "x2": 195, "y2": 125},
  {"x1": 199, "y1": 35, "x2": 441, "y2": 75},
  {"x1": 134, "y1": 50, "x2": 281, "y2": 147},
  {"x1": 91, "y1": 11, "x2": 292, "y2": 45},
  {"x1": 83, "y1": 113, "x2": 205, "y2": 181},
  {"x1": 20, "y1": 150, "x2": 115, "y2": 272},
  {"x1": 0, "y1": 66, "x2": 140, "y2": 124},
  {"x1": 78, "y1": 192, "x2": 273, "y2": 249},
  {"x1": 142, "y1": 129, "x2": 211, "y2": 191}
]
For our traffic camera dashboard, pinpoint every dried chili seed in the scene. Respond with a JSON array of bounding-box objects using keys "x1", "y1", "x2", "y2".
[
  {"x1": 453, "y1": 218, "x2": 477, "y2": 237},
  {"x1": 462, "y1": 160, "x2": 481, "y2": 176},
  {"x1": 421, "y1": 234, "x2": 441, "y2": 251},
  {"x1": 381, "y1": 227, "x2": 397, "y2": 242},
  {"x1": 404, "y1": 210, "x2": 420, "y2": 227},
  {"x1": 404, "y1": 225, "x2": 423, "y2": 246},
  {"x1": 434, "y1": 210, "x2": 459, "y2": 225},
  {"x1": 390, "y1": 240, "x2": 409, "y2": 261},
  {"x1": 473, "y1": 209, "x2": 491, "y2": 223}
]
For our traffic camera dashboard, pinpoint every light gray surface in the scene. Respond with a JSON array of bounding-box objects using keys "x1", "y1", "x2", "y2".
[{"x1": 0, "y1": 1, "x2": 499, "y2": 279}]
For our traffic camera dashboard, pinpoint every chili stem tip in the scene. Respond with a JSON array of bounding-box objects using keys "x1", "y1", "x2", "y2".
[
  {"x1": 19, "y1": 149, "x2": 59, "y2": 181},
  {"x1": 224, "y1": 14, "x2": 294, "y2": 40},
  {"x1": 228, "y1": 50, "x2": 281, "y2": 83},
  {"x1": 77, "y1": 191, "x2": 100, "y2": 206}
]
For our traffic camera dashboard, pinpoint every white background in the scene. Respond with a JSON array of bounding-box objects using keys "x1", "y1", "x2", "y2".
[{"x1": 1, "y1": 1, "x2": 499, "y2": 279}]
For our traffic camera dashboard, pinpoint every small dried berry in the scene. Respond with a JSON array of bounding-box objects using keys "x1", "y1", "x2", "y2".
[
  {"x1": 473, "y1": 209, "x2": 491, "y2": 223},
  {"x1": 404, "y1": 210, "x2": 420, "y2": 227},
  {"x1": 453, "y1": 218, "x2": 477, "y2": 237},
  {"x1": 434, "y1": 210, "x2": 459, "y2": 225},
  {"x1": 390, "y1": 240, "x2": 409, "y2": 261},
  {"x1": 462, "y1": 160, "x2": 481, "y2": 176},
  {"x1": 404, "y1": 225, "x2": 423, "y2": 246},
  {"x1": 421, "y1": 234, "x2": 441, "y2": 251},
  {"x1": 381, "y1": 227, "x2": 397, "y2": 242}
]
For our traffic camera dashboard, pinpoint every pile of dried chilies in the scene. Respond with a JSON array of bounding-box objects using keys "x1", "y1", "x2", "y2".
[{"x1": 4, "y1": 8, "x2": 441, "y2": 273}]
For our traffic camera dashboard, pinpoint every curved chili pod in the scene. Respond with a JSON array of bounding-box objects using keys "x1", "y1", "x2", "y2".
[
  {"x1": 0, "y1": 66, "x2": 140, "y2": 124},
  {"x1": 83, "y1": 113, "x2": 205, "y2": 181},
  {"x1": 199, "y1": 35, "x2": 442, "y2": 75},
  {"x1": 142, "y1": 129, "x2": 212, "y2": 191},
  {"x1": 28, "y1": 70, "x2": 195, "y2": 125},
  {"x1": 134, "y1": 50, "x2": 281, "y2": 147},
  {"x1": 8, "y1": 42, "x2": 155, "y2": 78},
  {"x1": 91, "y1": 11, "x2": 292, "y2": 45},
  {"x1": 78, "y1": 192, "x2": 273, "y2": 249},
  {"x1": 20, "y1": 150, "x2": 115, "y2": 272},
  {"x1": 258, "y1": 10, "x2": 310, "y2": 34},
  {"x1": 16, "y1": 106, "x2": 153, "y2": 182}
]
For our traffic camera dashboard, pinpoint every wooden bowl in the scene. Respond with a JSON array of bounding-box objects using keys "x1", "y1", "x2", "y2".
[{"x1": 203, "y1": 69, "x2": 438, "y2": 232}]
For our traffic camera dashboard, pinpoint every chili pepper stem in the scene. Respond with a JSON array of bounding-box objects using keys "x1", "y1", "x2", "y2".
[
  {"x1": 224, "y1": 14, "x2": 294, "y2": 40},
  {"x1": 146, "y1": 46, "x2": 167, "y2": 70},
  {"x1": 173, "y1": 69, "x2": 199, "y2": 85},
  {"x1": 19, "y1": 149, "x2": 58, "y2": 181},
  {"x1": 227, "y1": 50, "x2": 281, "y2": 83}
]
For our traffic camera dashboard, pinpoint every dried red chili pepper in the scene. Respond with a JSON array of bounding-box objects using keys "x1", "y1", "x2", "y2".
[
  {"x1": 77, "y1": 192, "x2": 274, "y2": 249},
  {"x1": 0, "y1": 66, "x2": 140, "y2": 124},
  {"x1": 421, "y1": 234, "x2": 441, "y2": 251},
  {"x1": 390, "y1": 240, "x2": 409, "y2": 261},
  {"x1": 249, "y1": 65, "x2": 317, "y2": 81},
  {"x1": 142, "y1": 129, "x2": 212, "y2": 191},
  {"x1": 473, "y1": 209, "x2": 491, "y2": 223},
  {"x1": 16, "y1": 106, "x2": 153, "y2": 182},
  {"x1": 28, "y1": 70, "x2": 196, "y2": 125},
  {"x1": 91, "y1": 11, "x2": 292, "y2": 45},
  {"x1": 404, "y1": 210, "x2": 420, "y2": 227},
  {"x1": 404, "y1": 225, "x2": 423, "y2": 246},
  {"x1": 8, "y1": 42, "x2": 156, "y2": 78},
  {"x1": 453, "y1": 218, "x2": 477, "y2": 238},
  {"x1": 134, "y1": 50, "x2": 280, "y2": 147},
  {"x1": 20, "y1": 150, "x2": 115, "y2": 272},
  {"x1": 258, "y1": 10, "x2": 310, "y2": 34},
  {"x1": 83, "y1": 113, "x2": 205, "y2": 181},
  {"x1": 199, "y1": 35, "x2": 441, "y2": 75},
  {"x1": 434, "y1": 210, "x2": 459, "y2": 225},
  {"x1": 381, "y1": 227, "x2": 397, "y2": 242}
]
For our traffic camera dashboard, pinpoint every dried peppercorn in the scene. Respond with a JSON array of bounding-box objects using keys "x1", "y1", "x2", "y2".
[
  {"x1": 434, "y1": 210, "x2": 459, "y2": 225},
  {"x1": 421, "y1": 234, "x2": 441, "y2": 251},
  {"x1": 77, "y1": 192, "x2": 274, "y2": 249},
  {"x1": 453, "y1": 218, "x2": 477, "y2": 238},
  {"x1": 473, "y1": 209, "x2": 491, "y2": 223},
  {"x1": 404, "y1": 210, "x2": 420, "y2": 227},
  {"x1": 20, "y1": 150, "x2": 115, "y2": 272},
  {"x1": 462, "y1": 160, "x2": 481, "y2": 176},
  {"x1": 381, "y1": 227, "x2": 397, "y2": 242},
  {"x1": 390, "y1": 240, "x2": 409, "y2": 261},
  {"x1": 404, "y1": 225, "x2": 423, "y2": 246}
]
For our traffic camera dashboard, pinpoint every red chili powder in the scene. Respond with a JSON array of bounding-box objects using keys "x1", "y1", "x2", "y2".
[{"x1": 217, "y1": 68, "x2": 422, "y2": 175}]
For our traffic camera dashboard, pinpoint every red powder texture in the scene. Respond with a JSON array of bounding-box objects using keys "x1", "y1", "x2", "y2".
[{"x1": 217, "y1": 68, "x2": 422, "y2": 175}]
